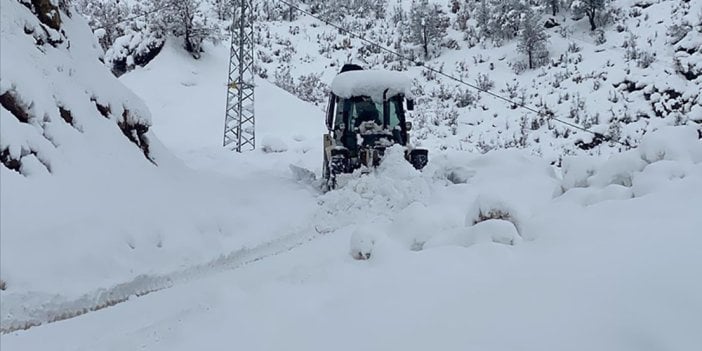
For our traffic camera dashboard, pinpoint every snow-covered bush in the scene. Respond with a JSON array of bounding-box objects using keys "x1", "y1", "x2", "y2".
[{"x1": 466, "y1": 195, "x2": 524, "y2": 235}]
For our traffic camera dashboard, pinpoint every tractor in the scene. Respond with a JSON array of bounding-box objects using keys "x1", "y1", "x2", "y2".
[{"x1": 322, "y1": 64, "x2": 428, "y2": 189}]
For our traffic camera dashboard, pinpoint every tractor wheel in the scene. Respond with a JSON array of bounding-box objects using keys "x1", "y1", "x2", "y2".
[
  {"x1": 323, "y1": 152, "x2": 336, "y2": 191},
  {"x1": 408, "y1": 149, "x2": 429, "y2": 170}
]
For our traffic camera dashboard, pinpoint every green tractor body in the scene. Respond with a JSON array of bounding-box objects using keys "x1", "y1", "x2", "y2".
[{"x1": 323, "y1": 64, "x2": 428, "y2": 189}]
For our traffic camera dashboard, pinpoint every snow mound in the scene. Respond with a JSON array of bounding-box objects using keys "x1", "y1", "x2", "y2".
[
  {"x1": 349, "y1": 225, "x2": 382, "y2": 260},
  {"x1": 638, "y1": 126, "x2": 702, "y2": 164},
  {"x1": 331, "y1": 69, "x2": 414, "y2": 102},
  {"x1": 470, "y1": 219, "x2": 521, "y2": 246},
  {"x1": 319, "y1": 147, "x2": 429, "y2": 222},
  {"x1": 558, "y1": 126, "x2": 702, "y2": 205},
  {"x1": 261, "y1": 136, "x2": 289, "y2": 153},
  {"x1": 466, "y1": 194, "x2": 525, "y2": 236}
]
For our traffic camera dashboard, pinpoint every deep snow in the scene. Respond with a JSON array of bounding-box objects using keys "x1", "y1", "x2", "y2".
[
  {"x1": 2, "y1": 0, "x2": 702, "y2": 348},
  {"x1": 3, "y1": 31, "x2": 702, "y2": 349}
]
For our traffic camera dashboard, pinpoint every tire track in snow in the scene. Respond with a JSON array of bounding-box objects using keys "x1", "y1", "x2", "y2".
[
  {"x1": 0, "y1": 225, "x2": 334, "y2": 334},
  {"x1": 2, "y1": 158, "x2": 432, "y2": 334}
]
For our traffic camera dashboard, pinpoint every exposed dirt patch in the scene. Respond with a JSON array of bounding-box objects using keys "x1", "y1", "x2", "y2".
[
  {"x1": 119, "y1": 109, "x2": 153, "y2": 163},
  {"x1": 111, "y1": 39, "x2": 165, "y2": 77},
  {"x1": 58, "y1": 106, "x2": 74, "y2": 126},
  {"x1": 30, "y1": 0, "x2": 61, "y2": 30},
  {"x1": 91, "y1": 98, "x2": 111, "y2": 118},
  {"x1": 1, "y1": 149, "x2": 22, "y2": 173},
  {"x1": 0, "y1": 91, "x2": 31, "y2": 123}
]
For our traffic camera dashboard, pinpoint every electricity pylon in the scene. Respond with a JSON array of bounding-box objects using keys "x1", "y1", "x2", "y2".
[{"x1": 223, "y1": 0, "x2": 255, "y2": 152}]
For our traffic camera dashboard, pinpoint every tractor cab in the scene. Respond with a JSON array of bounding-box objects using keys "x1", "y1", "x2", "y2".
[{"x1": 322, "y1": 64, "x2": 428, "y2": 189}]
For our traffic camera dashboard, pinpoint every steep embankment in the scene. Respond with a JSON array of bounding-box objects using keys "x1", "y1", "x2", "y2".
[{"x1": 0, "y1": 0, "x2": 323, "y2": 332}]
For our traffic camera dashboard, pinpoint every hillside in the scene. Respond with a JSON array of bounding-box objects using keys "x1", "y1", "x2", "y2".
[
  {"x1": 75, "y1": 0, "x2": 702, "y2": 160},
  {"x1": 0, "y1": 0, "x2": 322, "y2": 332},
  {"x1": 254, "y1": 0, "x2": 702, "y2": 160}
]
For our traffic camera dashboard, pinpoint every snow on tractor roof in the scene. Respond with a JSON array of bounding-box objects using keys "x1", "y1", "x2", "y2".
[{"x1": 331, "y1": 69, "x2": 414, "y2": 102}]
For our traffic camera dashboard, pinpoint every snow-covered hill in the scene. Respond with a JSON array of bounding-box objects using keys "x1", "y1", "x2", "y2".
[
  {"x1": 0, "y1": 0, "x2": 323, "y2": 332},
  {"x1": 253, "y1": 0, "x2": 702, "y2": 160},
  {"x1": 75, "y1": 0, "x2": 702, "y2": 159}
]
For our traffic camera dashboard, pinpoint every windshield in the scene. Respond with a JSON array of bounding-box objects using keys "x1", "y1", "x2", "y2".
[{"x1": 336, "y1": 96, "x2": 404, "y2": 130}]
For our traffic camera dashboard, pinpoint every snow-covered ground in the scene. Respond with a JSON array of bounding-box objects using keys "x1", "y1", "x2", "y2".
[
  {"x1": 3, "y1": 143, "x2": 702, "y2": 350},
  {"x1": 4, "y1": 29, "x2": 702, "y2": 349},
  {"x1": 2, "y1": 0, "x2": 702, "y2": 348},
  {"x1": 0, "y1": 11, "x2": 325, "y2": 330}
]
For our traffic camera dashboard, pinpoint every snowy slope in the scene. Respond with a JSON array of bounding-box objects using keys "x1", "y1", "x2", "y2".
[
  {"x1": 0, "y1": 0, "x2": 325, "y2": 332},
  {"x1": 253, "y1": 0, "x2": 701, "y2": 160}
]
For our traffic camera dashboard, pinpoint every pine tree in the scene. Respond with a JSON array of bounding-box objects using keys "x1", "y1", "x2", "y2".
[
  {"x1": 570, "y1": 0, "x2": 608, "y2": 31},
  {"x1": 487, "y1": 0, "x2": 527, "y2": 42},
  {"x1": 475, "y1": 0, "x2": 491, "y2": 39},
  {"x1": 518, "y1": 8, "x2": 549, "y2": 69},
  {"x1": 409, "y1": 0, "x2": 449, "y2": 59}
]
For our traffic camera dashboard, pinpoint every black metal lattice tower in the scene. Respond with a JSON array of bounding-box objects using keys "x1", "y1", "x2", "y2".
[{"x1": 223, "y1": 0, "x2": 255, "y2": 152}]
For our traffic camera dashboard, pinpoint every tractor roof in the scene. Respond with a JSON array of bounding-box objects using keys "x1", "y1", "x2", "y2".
[{"x1": 331, "y1": 69, "x2": 414, "y2": 103}]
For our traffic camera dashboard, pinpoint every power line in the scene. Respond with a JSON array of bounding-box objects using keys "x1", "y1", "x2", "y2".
[{"x1": 274, "y1": 0, "x2": 631, "y2": 148}]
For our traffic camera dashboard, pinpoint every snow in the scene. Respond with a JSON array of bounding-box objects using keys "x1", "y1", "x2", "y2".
[
  {"x1": 2, "y1": 0, "x2": 702, "y2": 349},
  {"x1": 4, "y1": 67, "x2": 702, "y2": 351},
  {"x1": 331, "y1": 69, "x2": 414, "y2": 102},
  {"x1": 0, "y1": 4, "x2": 324, "y2": 332},
  {"x1": 3, "y1": 142, "x2": 702, "y2": 349}
]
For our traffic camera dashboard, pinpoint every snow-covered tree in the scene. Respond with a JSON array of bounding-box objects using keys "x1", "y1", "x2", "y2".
[
  {"x1": 280, "y1": 0, "x2": 299, "y2": 21},
  {"x1": 150, "y1": 0, "x2": 220, "y2": 58},
  {"x1": 311, "y1": 0, "x2": 385, "y2": 21},
  {"x1": 542, "y1": 0, "x2": 560, "y2": 17},
  {"x1": 487, "y1": 0, "x2": 528, "y2": 42},
  {"x1": 518, "y1": 8, "x2": 549, "y2": 69},
  {"x1": 373, "y1": 0, "x2": 388, "y2": 19},
  {"x1": 409, "y1": 0, "x2": 450, "y2": 59},
  {"x1": 211, "y1": 0, "x2": 230, "y2": 21},
  {"x1": 474, "y1": 0, "x2": 491, "y2": 38},
  {"x1": 570, "y1": 0, "x2": 609, "y2": 31},
  {"x1": 391, "y1": 0, "x2": 405, "y2": 24},
  {"x1": 258, "y1": 0, "x2": 291, "y2": 21},
  {"x1": 76, "y1": 0, "x2": 130, "y2": 51},
  {"x1": 455, "y1": 0, "x2": 472, "y2": 31}
]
